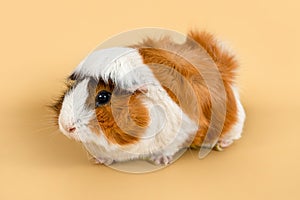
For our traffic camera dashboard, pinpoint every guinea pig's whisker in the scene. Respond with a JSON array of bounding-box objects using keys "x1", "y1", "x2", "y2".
[
  {"x1": 47, "y1": 129, "x2": 61, "y2": 137},
  {"x1": 32, "y1": 126, "x2": 58, "y2": 134}
]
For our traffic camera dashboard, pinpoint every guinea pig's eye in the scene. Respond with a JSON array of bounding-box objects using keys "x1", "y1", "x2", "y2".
[{"x1": 95, "y1": 90, "x2": 112, "y2": 107}]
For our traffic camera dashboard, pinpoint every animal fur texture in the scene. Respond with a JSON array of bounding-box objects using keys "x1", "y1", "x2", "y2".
[{"x1": 52, "y1": 30, "x2": 246, "y2": 165}]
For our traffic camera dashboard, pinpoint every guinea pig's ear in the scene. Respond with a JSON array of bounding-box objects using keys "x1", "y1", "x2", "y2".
[
  {"x1": 136, "y1": 85, "x2": 148, "y2": 94},
  {"x1": 130, "y1": 84, "x2": 148, "y2": 94}
]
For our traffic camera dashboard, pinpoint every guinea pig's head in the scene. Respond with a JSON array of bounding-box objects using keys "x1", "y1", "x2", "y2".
[{"x1": 52, "y1": 47, "x2": 160, "y2": 146}]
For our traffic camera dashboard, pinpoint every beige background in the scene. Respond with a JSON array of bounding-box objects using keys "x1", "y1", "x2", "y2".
[{"x1": 0, "y1": 0, "x2": 299, "y2": 199}]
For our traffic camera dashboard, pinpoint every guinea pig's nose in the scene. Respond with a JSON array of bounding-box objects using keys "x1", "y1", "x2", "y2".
[
  {"x1": 61, "y1": 122, "x2": 76, "y2": 133},
  {"x1": 59, "y1": 118, "x2": 77, "y2": 134},
  {"x1": 67, "y1": 126, "x2": 76, "y2": 133}
]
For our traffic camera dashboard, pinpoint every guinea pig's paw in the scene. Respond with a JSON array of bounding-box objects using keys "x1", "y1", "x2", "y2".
[
  {"x1": 148, "y1": 154, "x2": 173, "y2": 165},
  {"x1": 219, "y1": 139, "x2": 234, "y2": 148},
  {"x1": 213, "y1": 139, "x2": 234, "y2": 151},
  {"x1": 90, "y1": 156, "x2": 114, "y2": 166}
]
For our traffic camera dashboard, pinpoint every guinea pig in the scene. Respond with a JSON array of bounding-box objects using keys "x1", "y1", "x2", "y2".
[{"x1": 51, "y1": 30, "x2": 246, "y2": 165}]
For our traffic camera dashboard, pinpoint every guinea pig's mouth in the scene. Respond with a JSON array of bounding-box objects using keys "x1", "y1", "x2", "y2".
[
  {"x1": 63, "y1": 130, "x2": 76, "y2": 139},
  {"x1": 64, "y1": 131, "x2": 83, "y2": 143},
  {"x1": 68, "y1": 134, "x2": 82, "y2": 143}
]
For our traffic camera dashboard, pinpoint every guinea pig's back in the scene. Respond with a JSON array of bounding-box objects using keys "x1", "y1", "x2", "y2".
[{"x1": 133, "y1": 31, "x2": 245, "y2": 149}]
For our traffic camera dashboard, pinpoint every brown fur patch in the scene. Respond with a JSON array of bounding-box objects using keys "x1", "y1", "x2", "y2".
[
  {"x1": 94, "y1": 81, "x2": 150, "y2": 145},
  {"x1": 188, "y1": 31, "x2": 238, "y2": 84},
  {"x1": 135, "y1": 31, "x2": 238, "y2": 148}
]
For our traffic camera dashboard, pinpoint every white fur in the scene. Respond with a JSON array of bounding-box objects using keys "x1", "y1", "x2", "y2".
[
  {"x1": 60, "y1": 48, "x2": 198, "y2": 163},
  {"x1": 74, "y1": 47, "x2": 160, "y2": 90},
  {"x1": 59, "y1": 78, "x2": 97, "y2": 142},
  {"x1": 219, "y1": 85, "x2": 246, "y2": 147}
]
